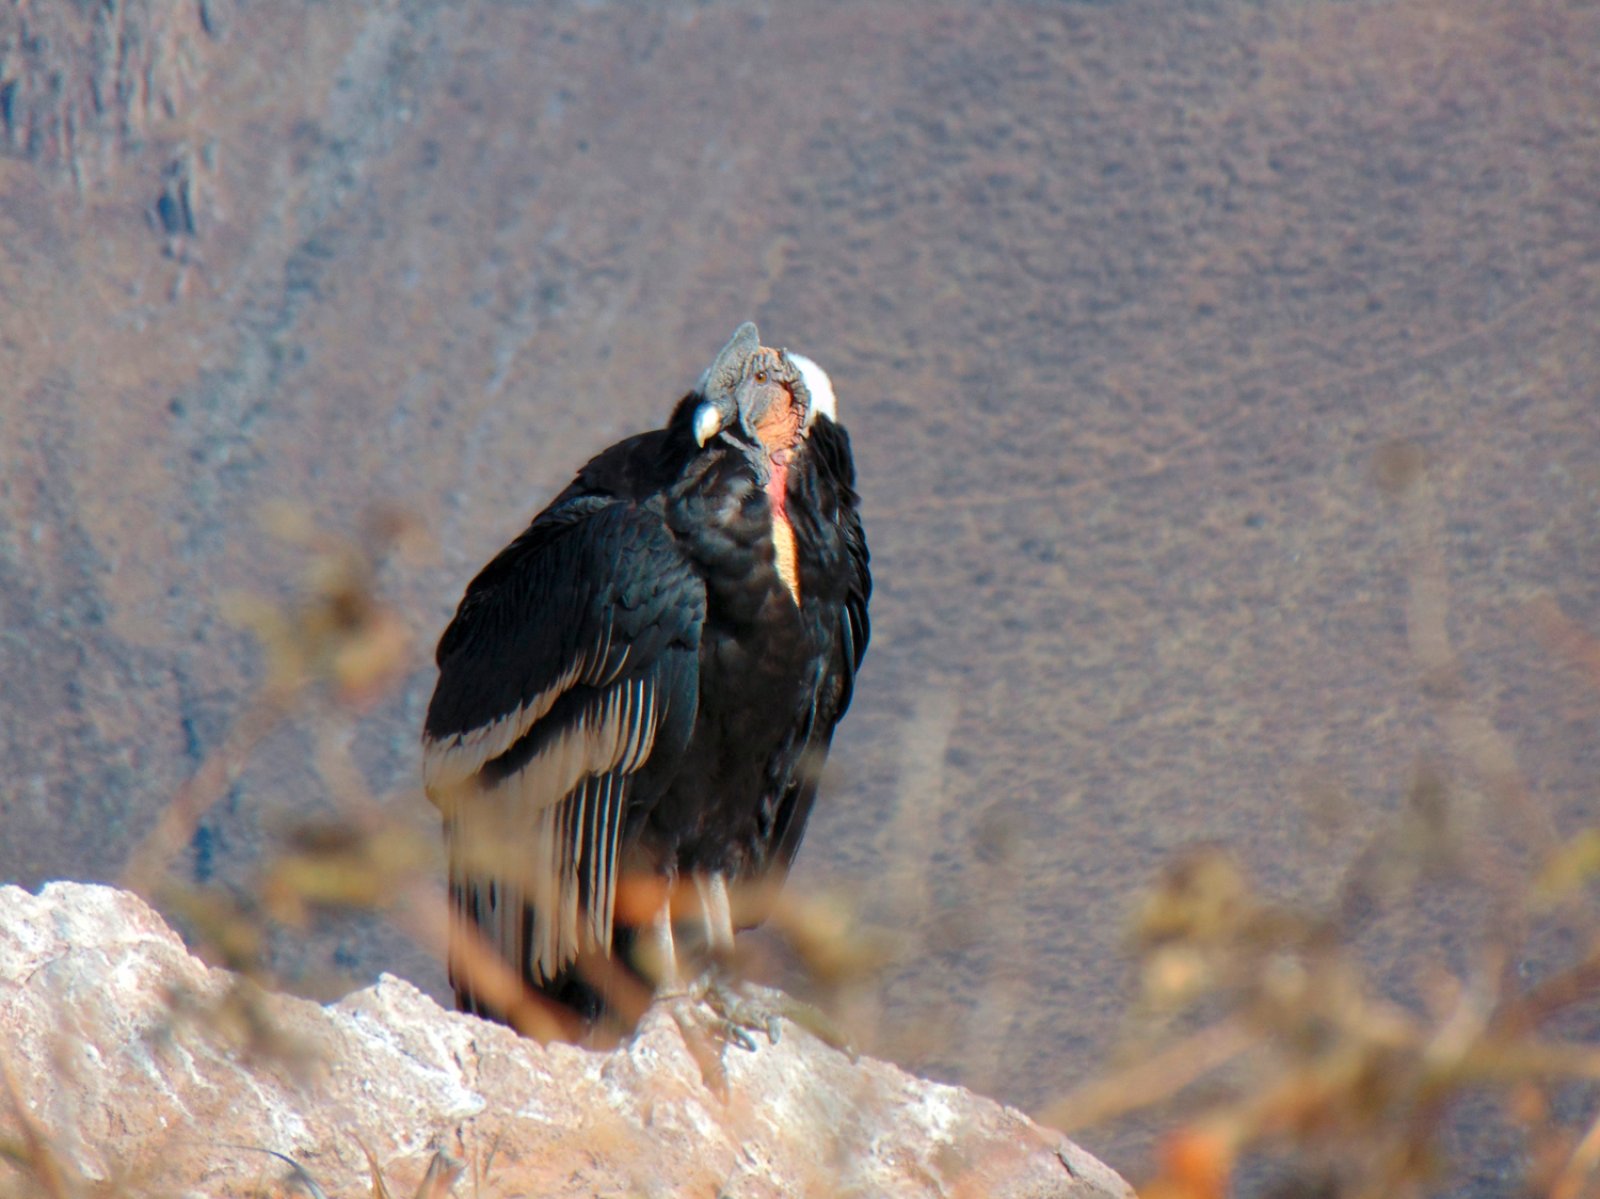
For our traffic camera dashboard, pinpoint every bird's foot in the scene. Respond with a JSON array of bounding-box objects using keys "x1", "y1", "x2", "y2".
[
  {"x1": 669, "y1": 975, "x2": 855, "y2": 1096},
  {"x1": 708, "y1": 978, "x2": 858, "y2": 1058},
  {"x1": 668, "y1": 974, "x2": 769, "y2": 1097},
  {"x1": 701, "y1": 976, "x2": 783, "y2": 1051}
]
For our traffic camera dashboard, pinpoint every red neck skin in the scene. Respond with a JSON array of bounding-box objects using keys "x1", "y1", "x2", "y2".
[{"x1": 766, "y1": 449, "x2": 792, "y2": 518}]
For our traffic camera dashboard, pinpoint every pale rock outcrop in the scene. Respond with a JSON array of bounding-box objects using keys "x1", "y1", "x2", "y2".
[{"x1": 0, "y1": 883, "x2": 1129, "y2": 1198}]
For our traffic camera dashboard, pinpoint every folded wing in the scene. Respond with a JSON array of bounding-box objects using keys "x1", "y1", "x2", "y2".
[{"x1": 423, "y1": 498, "x2": 703, "y2": 994}]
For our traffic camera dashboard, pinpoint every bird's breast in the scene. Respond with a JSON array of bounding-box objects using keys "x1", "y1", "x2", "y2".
[{"x1": 670, "y1": 453, "x2": 805, "y2": 621}]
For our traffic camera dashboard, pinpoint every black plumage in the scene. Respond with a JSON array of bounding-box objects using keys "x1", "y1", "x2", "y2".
[{"x1": 422, "y1": 323, "x2": 869, "y2": 1027}]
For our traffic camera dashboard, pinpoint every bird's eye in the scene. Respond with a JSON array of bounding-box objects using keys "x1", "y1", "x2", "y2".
[{"x1": 754, "y1": 370, "x2": 767, "y2": 383}]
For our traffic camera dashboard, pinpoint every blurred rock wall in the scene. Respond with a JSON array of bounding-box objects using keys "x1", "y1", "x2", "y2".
[{"x1": 2, "y1": 1, "x2": 1598, "y2": 1186}]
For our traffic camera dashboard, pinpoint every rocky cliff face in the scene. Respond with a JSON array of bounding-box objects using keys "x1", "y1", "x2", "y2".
[
  {"x1": 4, "y1": 1, "x2": 1599, "y2": 1189},
  {"x1": 0, "y1": 882, "x2": 1130, "y2": 1198}
]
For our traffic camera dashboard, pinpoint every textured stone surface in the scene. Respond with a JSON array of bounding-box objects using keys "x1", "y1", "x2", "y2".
[{"x1": 0, "y1": 883, "x2": 1129, "y2": 1199}]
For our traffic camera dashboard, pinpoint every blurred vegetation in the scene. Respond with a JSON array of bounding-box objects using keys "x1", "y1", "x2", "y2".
[
  {"x1": 4, "y1": 444, "x2": 1600, "y2": 1197},
  {"x1": 1036, "y1": 443, "x2": 1600, "y2": 1198}
]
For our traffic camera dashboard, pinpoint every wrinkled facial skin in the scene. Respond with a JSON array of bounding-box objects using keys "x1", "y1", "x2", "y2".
[
  {"x1": 732, "y1": 347, "x2": 805, "y2": 456},
  {"x1": 685, "y1": 326, "x2": 820, "y2": 604},
  {"x1": 691, "y1": 325, "x2": 814, "y2": 460}
]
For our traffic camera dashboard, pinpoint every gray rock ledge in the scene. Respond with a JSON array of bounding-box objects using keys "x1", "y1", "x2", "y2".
[{"x1": 0, "y1": 882, "x2": 1130, "y2": 1198}]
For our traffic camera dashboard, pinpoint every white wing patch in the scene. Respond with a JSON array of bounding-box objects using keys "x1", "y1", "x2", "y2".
[
  {"x1": 441, "y1": 674, "x2": 660, "y2": 984},
  {"x1": 422, "y1": 612, "x2": 634, "y2": 801},
  {"x1": 422, "y1": 659, "x2": 583, "y2": 798},
  {"x1": 790, "y1": 352, "x2": 837, "y2": 427}
]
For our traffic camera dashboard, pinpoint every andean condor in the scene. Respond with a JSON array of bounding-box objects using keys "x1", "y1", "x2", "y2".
[{"x1": 422, "y1": 322, "x2": 870, "y2": 1031}]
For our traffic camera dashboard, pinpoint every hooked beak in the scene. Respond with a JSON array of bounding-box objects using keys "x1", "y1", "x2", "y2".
[
  {"x1": 693, "y1": 401, "x2": 725, "y2": 447},
  {"x1": 694, "y1": 396, "x2": 747, "y2": 447}
]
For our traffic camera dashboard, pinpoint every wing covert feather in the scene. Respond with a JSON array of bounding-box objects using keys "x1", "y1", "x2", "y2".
[{"x1": 423, "y1": 501, "x2": 703, "y2": 796}]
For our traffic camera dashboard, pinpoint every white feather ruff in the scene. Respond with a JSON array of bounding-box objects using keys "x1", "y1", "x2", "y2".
[{"x1": 789, "y1": 352, "x2": 837, "y2": 426}]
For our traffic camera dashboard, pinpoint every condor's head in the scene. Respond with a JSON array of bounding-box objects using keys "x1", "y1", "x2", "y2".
[{"x1": 688, "y1": 321, "x2": 837, "y2": 481}]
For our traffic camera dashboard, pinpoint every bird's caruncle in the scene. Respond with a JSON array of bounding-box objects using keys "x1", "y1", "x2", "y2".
[{"x1": 422, "y1": 321, "x2": 870, "y2": 1033}]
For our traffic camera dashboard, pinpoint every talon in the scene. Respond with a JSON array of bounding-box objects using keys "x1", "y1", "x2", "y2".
[
  {"x1": 703, "y1": 979, "x2": 784, "y2": 1049},
  {"x1": 672, "y1": 1006, "x2": 731, "y2": 1098}
]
